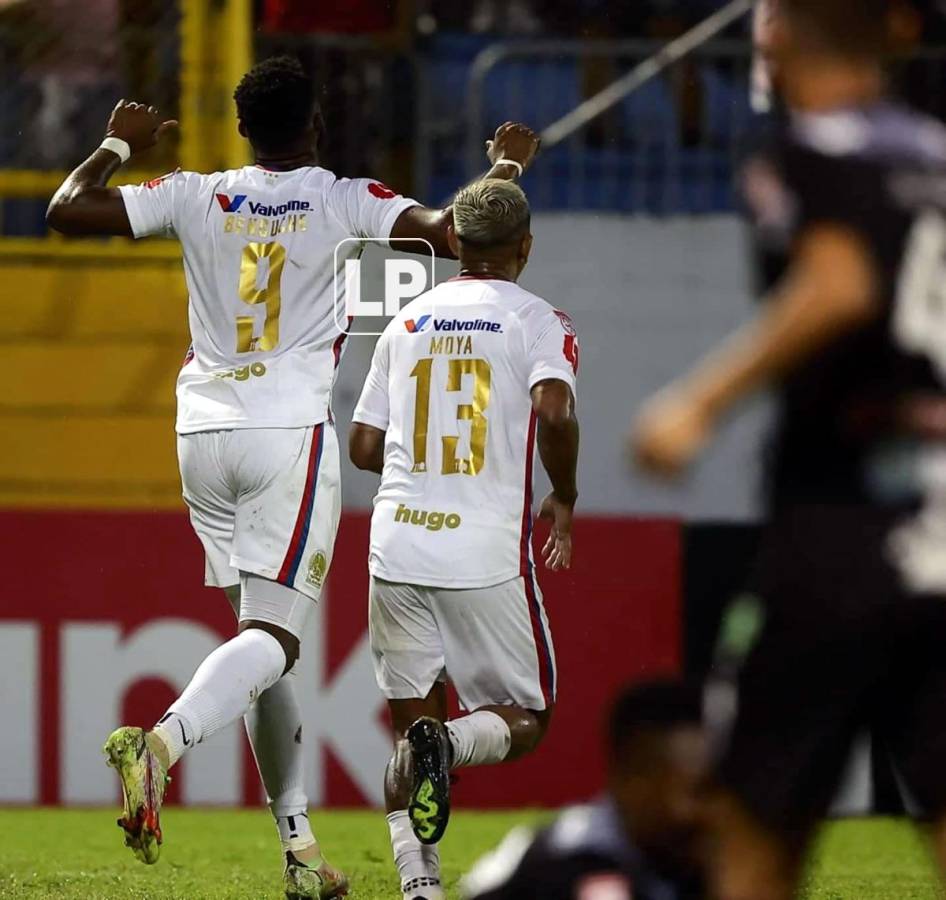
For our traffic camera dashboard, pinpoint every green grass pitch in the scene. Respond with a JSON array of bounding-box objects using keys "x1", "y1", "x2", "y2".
[{"x1": 0, "y1": 810, "x2": 939, "y2": 898}]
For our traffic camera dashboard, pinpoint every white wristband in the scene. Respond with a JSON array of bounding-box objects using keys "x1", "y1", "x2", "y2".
[
  {"x1": 100, "y1": 137, "x2": 131, "y2": 164},
  {"x1": 495, "y1": 158, "x2": 524, "y2": 178}
]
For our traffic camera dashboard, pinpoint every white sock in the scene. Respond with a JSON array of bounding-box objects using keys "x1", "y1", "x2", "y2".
[
  {"x1": 245, "y1": 665, "x2": 314, "y2": 851},
  {"x1": 387, "y1": 809, "x2": 443, "y2": 899},
  {"x1": 153, "y1": 629, "x2": 286, "y2": 767},
  {"x1": 445, "y1": 710, "x2": 512, "y2": 769}
]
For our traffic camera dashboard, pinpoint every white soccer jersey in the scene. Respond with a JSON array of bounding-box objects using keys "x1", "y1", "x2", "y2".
[
  {"x1": 353, "y1": 276, "x2": 579, "y2": 589},
  {"x1": 119, "y1": 166, "x2": 418, "y2": 433}
]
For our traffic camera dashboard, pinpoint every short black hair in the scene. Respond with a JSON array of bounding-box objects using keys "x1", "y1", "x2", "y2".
[
  {"x1": 234, "y1": 56, "x2": 319, "y2": 151},
  {"x1": 782, "y1": 0, "x2": 908, "y2": 57},
  {"x1": 608, "y1": 680, "x2": 703, "y2": 760}
]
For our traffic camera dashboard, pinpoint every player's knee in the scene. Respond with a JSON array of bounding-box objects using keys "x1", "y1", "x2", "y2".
[
  {"x1": 239, "y1": 619, "x2": 299, "y2": 673},
  {"x1": 502, "y1": 705, "x2": 554, "y2": 760},
  {"x1": 520, "y1": 705, "x2": 553, "y2": 754},
  {"x1": 279, "y1": 632, "x2": 300, "y2": 671},
  {"x1": 237, "y1": 574, "x2": 312, "y2": 672},
  {"x1": 533, "y1": 705, "x2": 554, "y2": 746}
]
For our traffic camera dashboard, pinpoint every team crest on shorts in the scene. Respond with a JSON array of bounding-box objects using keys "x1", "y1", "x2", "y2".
[{"x1": 306, "y1": 550, "x2": 328, "y2": 588}]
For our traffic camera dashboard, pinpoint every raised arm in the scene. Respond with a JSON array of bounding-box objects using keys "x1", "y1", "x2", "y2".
[
  {"x1": 390, "y1": 122, "x2": 541, "y2": 258},
  {"x1": 46, "y1": 101, "x2": 178, "y2": 237},
  {"x1": 633, "y1": 223, "x2": 879, "y2": 476},
  {"x1": 532, "y1": 379, "x2": 580, "y2": 571}
]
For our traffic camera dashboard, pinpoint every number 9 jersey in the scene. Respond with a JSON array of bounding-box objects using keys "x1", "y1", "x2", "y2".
[
  {"x1": 119, "y1": 166, "x2": 419, "y2": 434},
  {"x1": 353, "y1": 276, "x2": 579, "y2": 589}
]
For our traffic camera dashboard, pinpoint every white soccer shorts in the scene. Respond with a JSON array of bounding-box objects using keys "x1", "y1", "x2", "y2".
[
  {"x1": 369, "y1": 574, "x2": 557, "y2": 712},
  {"x1": 178, "y1": 423, "x2": 341, "y2": 601}
]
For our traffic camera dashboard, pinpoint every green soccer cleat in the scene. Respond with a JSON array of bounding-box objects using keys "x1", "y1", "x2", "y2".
[
  {"x1": 103, "y1": 726, "x2": 169, "y2": 865},
  {"x1": 283, "y1": 851, "x2": 350, "y2": 899},
  {"x1": 406, "y1": 717, "x2": 452, "y2": 845}
]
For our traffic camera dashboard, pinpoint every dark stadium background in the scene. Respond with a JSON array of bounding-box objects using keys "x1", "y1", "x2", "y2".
[{"x1": 1, "y1": 0, "x2": 944, "y2": 817}]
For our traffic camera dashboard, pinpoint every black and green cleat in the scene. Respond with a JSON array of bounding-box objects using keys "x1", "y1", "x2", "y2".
[{"x1": 406, "y1": 717, "x2": 452, "y2": 846}]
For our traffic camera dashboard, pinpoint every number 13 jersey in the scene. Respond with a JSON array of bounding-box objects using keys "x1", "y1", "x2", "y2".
[
  {"x1": 119, "y1": 165, "x2": 418, "y2": 434},
  {"x1": 353, "y1": 276, "x2": 579, "y2": 589}
]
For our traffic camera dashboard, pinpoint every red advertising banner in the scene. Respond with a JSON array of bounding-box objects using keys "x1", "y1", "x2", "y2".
[{"x1": 0, "y1": 510, "x2": 680, "y2": 808}]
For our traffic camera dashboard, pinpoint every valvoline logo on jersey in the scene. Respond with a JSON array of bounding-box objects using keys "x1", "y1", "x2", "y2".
[
  {"x1": 404, "y1": 316, "x2": 502, "y2": 334},
  {"x1": 216, "y1": 194, "x2": 312, "y2": 216},
  {"x1": 215, "y1": 193, "x2": 246, "y2": 213},
  {"x1": 404, "y1": 315, "x2": 431, "y2": 333}
]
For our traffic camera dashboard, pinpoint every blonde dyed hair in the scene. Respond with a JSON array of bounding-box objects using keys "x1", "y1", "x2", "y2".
[{"x1": 453, "y1": 178, "x2": 530, "y2": 247}]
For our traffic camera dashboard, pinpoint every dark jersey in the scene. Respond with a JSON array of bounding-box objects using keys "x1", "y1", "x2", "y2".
[
  {"x1": 462, "y1": 800, "x2": 703, "y2": 900},
  {"x1": 743, "y1": 102, "x2": 946, "y2": 508}
]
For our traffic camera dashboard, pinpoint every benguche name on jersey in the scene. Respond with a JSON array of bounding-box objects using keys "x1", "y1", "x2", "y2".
[{"x1": 223, "y1": 214, "x2": 307, "y2": 236}]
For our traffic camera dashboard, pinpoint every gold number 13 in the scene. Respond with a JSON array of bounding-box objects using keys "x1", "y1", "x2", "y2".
[
  {"x1": 410, "y1": 357, "x2": 491, "y2": 475},
  {"x1": 237, "y1": 241, "x2": 286, "y2": 353}
]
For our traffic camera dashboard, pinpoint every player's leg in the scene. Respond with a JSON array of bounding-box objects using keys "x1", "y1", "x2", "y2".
[
  {"x1": 146, "y1": 578, "x2": 301, "y2": 768},
  {"x1": 390, "y1": 575, "x2": 558, "y2": 855},
  {"x1": 446, "y1": 702, "x2": 554, "y2": 766},
  {"x1": 103, "y1": 430, "x2": 244, "y2": 864},
  {"x1": 227, "y1": 423, "x2": 346, "y2": 897},
  {"x1": 435, "y1": 574, "x2": 557, "y2": 770},
  {"x1": 104, "y1": 578, "x2": 301, "y2": 861},
  {"x1": 105, "y1": 425, "x2": 346, "y2": 895},
  {"x1": 711, "y1": 509, "x2": 889, "y2": 900},
  {"x1": 710, "y1": 792, "x2": 806, "y2": 900},
  {"x1": 369, "y1": 577, "x2": 449, "y2": 900},
  {"x1": 222, "y1": 587, "x2": 335, "y2": 886},
  {"x1": 387, "y1": 687, "x2": 450, "y2": 900},
  {"x1": 878, "y1": 588, "x2": 946, "y2": 885}
]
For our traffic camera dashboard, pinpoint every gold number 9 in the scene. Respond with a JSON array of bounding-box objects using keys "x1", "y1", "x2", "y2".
[{"x1": 236, "y1": 241, "x2": 286, "y2": 353}]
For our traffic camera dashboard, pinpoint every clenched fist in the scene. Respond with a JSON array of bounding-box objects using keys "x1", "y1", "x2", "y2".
[
  {"x1": 106, "y1": 100, "x2": 178, "y2": 156},
  {"x1": 487, "y1": 122, "x2": 541, "y2": 175},
  {"x1": 631, "y1": 387, "x2": 716, "y2": 478}
]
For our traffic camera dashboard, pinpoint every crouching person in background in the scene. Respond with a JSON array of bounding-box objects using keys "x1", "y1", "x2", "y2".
[{"x1": 461, "y1": 680, "x2": 709, "y2": 900}]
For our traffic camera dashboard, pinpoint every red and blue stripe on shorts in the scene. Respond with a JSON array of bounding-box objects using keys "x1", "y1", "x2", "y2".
[{"x1": 277, "y1": 424, "x2": 325, "y2": 586}]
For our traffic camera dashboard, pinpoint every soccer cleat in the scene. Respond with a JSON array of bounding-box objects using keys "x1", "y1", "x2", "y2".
[
  {"x1": 283, "y1": 851, "x2": 350, "y2": 899},
  {"x1": 406, "y1": 717, "x2": 452, "y2": 845},
  {"x1": 103, "y1": 726, "x2": 169, "y2": 865}
]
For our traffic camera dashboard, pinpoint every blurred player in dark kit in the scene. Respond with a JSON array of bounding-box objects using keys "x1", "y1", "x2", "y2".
[
  {"x1": 462, "y1": 681, "x2": 709, "y2": 900},
  {"x1": 634, "y1": 1, "x2": 946, "y2": 898}
]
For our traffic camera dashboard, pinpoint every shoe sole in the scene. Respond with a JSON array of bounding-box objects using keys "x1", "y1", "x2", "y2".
[
  {"x1": 284, "y1": 864, "x2": 350, "y2": 899},
  {"x1": 103, "y1": 726, "x2": 163, "y2": 865},
  {"x1": 407, "y1": 717, "x2": 451, "y2": 845}
]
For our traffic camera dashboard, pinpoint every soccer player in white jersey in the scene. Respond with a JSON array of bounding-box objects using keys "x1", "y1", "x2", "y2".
[
  {"x1": 46, "y1": 56, "x2": 539, "y2": 898},
  {"x1": 349, "y1": 180, "x2": 580, "y2": 900}
]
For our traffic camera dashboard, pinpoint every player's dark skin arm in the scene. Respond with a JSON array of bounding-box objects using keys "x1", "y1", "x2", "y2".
[
  {"x1": 389, "y1": 122, "x2": 541, "y2": 258},
  {"x1": 533, "y1": 378, "x2": 579, "y2": 571},
  {"x1": 348, "y1": 423, "x2": 385, "y2": 474},
  {"x1": 47, "y1": 101, "x2": 177, "y2": 237},
  {"x1": 633, "y1": 224, "x2": 880, "y2": 476}
]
